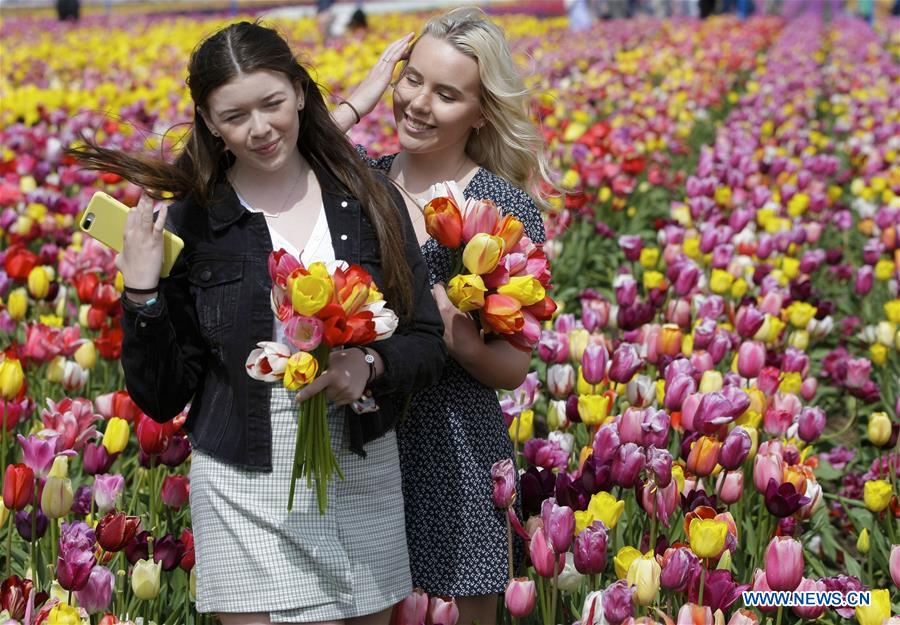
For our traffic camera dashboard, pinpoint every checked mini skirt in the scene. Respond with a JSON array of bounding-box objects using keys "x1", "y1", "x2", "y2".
[{"x1": 189, "y1": 384, "x2": 412, "y2": 620}]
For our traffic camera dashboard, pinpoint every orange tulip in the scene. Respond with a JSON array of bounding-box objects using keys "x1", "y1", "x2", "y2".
[
  {"x1": 494, "y1": 214, "x2": 525, "y2": 253},
  {"x1": 480, "y1": 294, "x2": 524, "y2": 334},
  {"x1": 686, "y1": 436, "x2": 721, "y2": 477},
  {"x1": 423, "y1": 196, "x2": 463, "y2": 248}
]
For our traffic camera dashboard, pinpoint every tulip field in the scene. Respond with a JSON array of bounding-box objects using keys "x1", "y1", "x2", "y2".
[{"x1": 1, "y1": 6, "x2": 900, "y2": 625}]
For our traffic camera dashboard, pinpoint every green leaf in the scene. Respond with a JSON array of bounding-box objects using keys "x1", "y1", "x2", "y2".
[{"x1": 813, "y1": 460, "x2": 845, "y2": 482}]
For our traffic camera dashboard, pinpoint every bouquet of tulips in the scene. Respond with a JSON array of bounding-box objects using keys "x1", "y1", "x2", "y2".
[
  {"x1": 423, "y1": 182, "x2": 557, "y2": 350},
  {"x1": 245, "y1": 249, "x2": 398, "y2": 513}
]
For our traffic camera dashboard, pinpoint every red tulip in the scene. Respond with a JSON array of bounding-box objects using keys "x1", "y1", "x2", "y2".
[
  {"x1": 96, "y1": 511, "x2": 141, "y2": 552},
  {"x1": 136, "y1": 415, "x2": 174, "y2": 455},
  {"x1": 160, "y1": 475, "x2": 190, "y2": 508},
  {"x1": 2, "y1": 463, "x2": 34, "y2": 510}
]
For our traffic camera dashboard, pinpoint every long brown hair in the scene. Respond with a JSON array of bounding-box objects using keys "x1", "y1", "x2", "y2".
[{"x1": 70, "y1": 21, "x2": 412, "y2": 320}]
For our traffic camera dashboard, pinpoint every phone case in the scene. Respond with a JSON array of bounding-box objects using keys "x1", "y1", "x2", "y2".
[{"x1": 78, "y1": 191, "x2": 185, "y2": 278}]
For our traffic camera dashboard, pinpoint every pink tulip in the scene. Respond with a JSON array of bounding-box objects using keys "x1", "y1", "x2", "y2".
[
  {"x1": 737, "y1": 342, "x2": 765, "y2": 379},
  {"x1": 542, "y1": 501, "x2": 575, "y2": 554},
  {"x1": 426, "y1": 596, "x2": 459, "y2": 625},
  {"x1": 716, "y1": 471, "x2": 744, "y2": 505},
  {"x1": 530, "y1": 528, "x2": 558, "y2": 578},
  {"x1": 891, "y1": 545, "x2": 900, "y2": 589},
  {"x1": 753, "y1": 452, "x2": 783, "y2": 493},
  {"x1": 391, "y1": 588, "x2": 428, "y2": 625},
  {"x1": 491, "y1": 458, "x2": 516, "y2": 509},
  {"x1": 764, "y1": 537, "x2": 803, "y2": 591},
  {"x1": 792, "y1": 577, "x2": 826, "y2": 619},
  {"x1": 462, "y1": 199, "x2": 499, "y2": 243},
  {"x1": 677, "y1": 603, "x2": 713, "y2": 625},
  {"x1": 582, "y1": 343, "x2": 608, "y2": 385},
  {"x1": 504, "y1": 578, "x2": 537, "y2": 617}
]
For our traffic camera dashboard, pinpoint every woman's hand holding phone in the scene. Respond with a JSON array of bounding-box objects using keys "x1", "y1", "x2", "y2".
[{"x1": 116, "y1": 195, "x2": 168, "y2": 303}]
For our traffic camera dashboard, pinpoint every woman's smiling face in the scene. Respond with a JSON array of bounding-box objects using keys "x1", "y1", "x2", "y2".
[{"x1": 392, "y1": 35, "x2": 484, "y2": 156}]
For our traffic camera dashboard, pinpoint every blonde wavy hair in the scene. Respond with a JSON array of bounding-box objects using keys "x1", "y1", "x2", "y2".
[{"x1": 417, "y1": 7, "x2": 556, "y2": 210}]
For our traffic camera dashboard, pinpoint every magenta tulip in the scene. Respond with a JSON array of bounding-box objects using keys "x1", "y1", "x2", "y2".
[
  {"x1": 74, "y1": 565, "x2": 115, "y2": 614},
  {"x1": 582, "y1": 343, "x2": 608, "y2": 385},
  {"x1": 491, "y1": 458, "x2": 516, "y2": 509},
  {"x1": 573, "y1": 521, "x2": 608, "y2": 575},
  {"x1": 737, "y1": 341, "x2": 765, "y2": 379}
]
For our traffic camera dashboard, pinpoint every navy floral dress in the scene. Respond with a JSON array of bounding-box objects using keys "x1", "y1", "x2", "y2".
[{"x1": 364, "y1": 151, "x2": 546, "y2": 595}]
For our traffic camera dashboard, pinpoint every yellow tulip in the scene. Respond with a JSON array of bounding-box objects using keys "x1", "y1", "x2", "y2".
[
  {"x1": 614, "y1": 546, "x2": 643, "y2": 579},
  {"x1": 627, "y1": 554, "x2": 661, "y2": 605},
  {"x1": 709, "y1": 269, "x2": 734, "y2": 294},
  {"x1": 672, "y1": 465, "x2": 685, "y2": 494},
  {"x1": 639, "y1": 247, "x2": 659, "y2": 268},
  {"x1": 568, "y1": 328, "x2": 590, "y2": 363},
  {"x1": 855, "y1": 589, "x2": 890, "y2": 625},
  {"x1": 496, "y1": 276, "x2": 545, "y2": 306},
  {"x1": 0, "y1": 502, "x2": 8, "y2": 529},
  {"x1": 508, "y1": 409, "x2": 533, "y2": 443},
  {"x1": 7, "y1": 287, "x2": 28, "y2": 320},
  {"x1": 462, "y1": 233, "x2": 504, "y2": 274},
  {"x1": 856, "y1": 528, "x2": 869, "y2": 554},
  {"x1": 689, "y1": 517, "x2": 728, "y2": 559},
  {"x1": 284, "y1": 351, "x2": 318, "y2": 391},
  {"x1": 46, "y1": 603, "x2": 81, "y2": 625},
  {"x1": 41, "y1": 476, "x2": 74, "y2": 518},
  {"x1": 132, "y1": 558, "x2": 162, "y2": 600},
  {"x1": 589, "y1": 491, "x2": 625, "y2": 529},
  {"x1": 699, "y1": 370, "x2": 723, "y2": 393},
  {"x1": 102, "y1": 417, "x2": 130, "y2": 454},
  {"x1": 46, "y1": 356, "x2": 66, "y2": 384},
  {"x1": 884, "y1": 300, "x2": 900, "y2": 324},
  {"x1": 578, "y1": 394, "x2": 611, "y2": 426},
  {"x1": 643, "y1": 271, "x2": 664, "y2": 291},
  {"x1": 870, "y1": 344, "x2": 888, "y2": 366},
  {"x1": 874, "y1": 259, "x2": 895, "y2": 281},
  {"x1": 74, "y1": 340, "x2": 97, "y2": 370},
  {"x1": 779, "y1": 372, "x2": 803, "y2": 395},
  {"x1": 785, "y1": 302, "x2": 817, "y2": 328},
  {"x1": 290, "y1": 266, "x2": 334, "y2": 316},
  {"x1": 868, "y1": 412, "x2": 892, "y2": 446},
  {"x1": 0, "y1": 357, "x2": 25, "y2": 399},
  {"x1": 446, "y1": 274, "x2": 487, "y2": 312},
  {"x1": 48, "y1": 456, "x2": 69, "y2": 479},
  {"x1": 27, "y1": 266, "x2": 50, "y2": 299},
  {"x1": 863, "y1": 480, "x2": 893, "y2": 512}
]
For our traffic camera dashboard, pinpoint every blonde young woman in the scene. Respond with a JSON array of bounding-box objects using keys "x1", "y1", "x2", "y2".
[{"x1": 334, "y1": 8, "x2": 554, "y2": 621}]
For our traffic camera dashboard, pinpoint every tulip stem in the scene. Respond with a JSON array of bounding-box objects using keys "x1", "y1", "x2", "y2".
[
  {"x1": 31, "y1": 487, "x2": 40, "y2": 592},
  {"x1": 775, "y1": 605, "x2": 783, "y2": 625},
  {"x1": 649, "y1": 493, "x2": 658, "y2": 553},
  {"x1": 506, "y1": 512, "x2": 514, "y2": 580},
  {"x1": 551, "y1": 561, "x2": 559, "y2": 625},
  {"x1": 698, "y1": 563, "x2": 706, "y2": 607},
  {"x1": 1, "y1": 400, "x2": 7, "y2": 477},
  {"x1": 4, "y1": 512, "x2": 12, "y2": 577}
]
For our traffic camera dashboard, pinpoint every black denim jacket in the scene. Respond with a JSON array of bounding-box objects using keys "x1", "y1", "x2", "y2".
[{"x1": 119, "y1": 167, "x2": 446, "y2": 470}]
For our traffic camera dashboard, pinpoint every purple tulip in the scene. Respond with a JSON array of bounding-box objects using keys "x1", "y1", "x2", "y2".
[
  {"x1": 59, "y1": 521, "x2": 96, "y2": 556},
  {"x1": 93, "y1": 474, "x2": 125, "y2": 515},
  {"x1": 153, "y1": 533, "x2": 185, "y2": 571},
  {"x1": 83, "y1": 442, "x2": 115, "y2": 475},
  {"x1": 797, "y1": 407, "x2": 826, "y2": 443},
  {"x1": 764, "y1": 478, "x2": 809, "y2": 518},
  {"x1": 855, "y1": 266, "x2": 874, "y2": 295},
  {"x1": 581, "y1": 297, "x2": 611, "y2": 332},
  {"x1": 619, "y1": 235, "x2": 643, "y2": 261},
  {"x1": 718, "y1": 427, "x2": 751, "y2": 470},
  {"x1": 697, "y1": 296, "x2": 725, "y2": 321},
  {"x1": 579, "y1": 456, "x2": 613, "y2": 496},
  {"x1": 614, "y1": 275, "x2": 638, "y2": 307},
  {"x1": 737, "y1": 341, "x2": 765, "y2": 379},
  {"x1": 17, "y1": 434, "x2": 61, "y2": 477},
  {"x1": 642, "y1": 409, "x2": 671, "y2": 449},
  {"x1": 554, "y1": 313, "x2": 576, "y2": 333},
  {"x1": 74, "y1": 565, "x2": 115, "y2": 614},
  {"x1": 646, "y1": 447, "x2": 673, "y2": 488},
  {"x1": 556, "y1": 472, "x2": 592, "y2": 511},
  {"x1": 524, "y1": 439, "x2": 569, "y2": 471},
  {"x1": 821, "y1": 574, "x2": 866, "y2": 618},
  {"x1": 661, "y1": 547, "x2": 699, "y2": 591},
  {"x1": 15, "y1": 508, "x2": 48, "y2": 541},
  {"x1": 124, "y1": 530, "x2": 151, "y2": 564},
  {"x1": 159, "y1": 434, "x2": 192, "y2": 467},
  {"x1": 573, "y1": 521, "x2": 608, "y2": 575},
  {"x1": 611, "y1": 443, "x2": 644, "y2": 488},
  {"x1": 57, "y1": 548, "x2": 97, "y2": 591},
  {"x1": 689, "y1": 569, "x2": 751, "y2": 611},
  {"x1": 582, "y1": 343, "x2": 608, "y2": 385},
  {"x1": 608, "y1": 343, "x2": 643, "y2": 384},
  {"x1": 603, "y1": 580, "x2": 636, "y2": 625},
  {"x1": 693, "y1": 392, "x2": 734, "y2": 434},
  {"x1": 542, "y1": 501, "x2": 575, "y2": 554},
  {"x1": 538, "y1": 331, "x2": 570, "y2": 364},
  {"x1": 491, "y1": 458, "x2": 516, "y2": 509},
  {"x1": 592, "y1": 423, "x2": 621, "y2": 464},
  {"x1": 521, "y1": 467, "x2": 555, "y2": 518},
  {"x1": 674, "y1": 263, "x2": 701, "y2": 295},
  {"x1": 665, "y1": 374, "x2": 696, "y2": 412}
]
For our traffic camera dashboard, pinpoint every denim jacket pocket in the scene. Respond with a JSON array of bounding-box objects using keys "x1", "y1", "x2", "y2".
[{"x1": 188, "y1": 256, "x2": 244, "y2": 349}]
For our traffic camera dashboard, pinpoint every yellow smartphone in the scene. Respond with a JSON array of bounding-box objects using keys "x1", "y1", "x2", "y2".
[{"x1": 78, "y1": 191, "x2": 185, "y2": 278}]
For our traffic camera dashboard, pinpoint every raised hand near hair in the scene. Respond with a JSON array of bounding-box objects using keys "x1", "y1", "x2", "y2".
[
  {"x1": 115, "y1": 194, "x2": 167, "y2": 303},
  {"x1": 335, "y1": 32, "x2": 415, "y2": 133}
]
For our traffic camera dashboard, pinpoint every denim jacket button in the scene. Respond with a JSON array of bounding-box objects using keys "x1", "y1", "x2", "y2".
[
  {"x1": 340, "y1": 234, "x2": 348, "y2": 241},
  {"x1": 341, "y1": 201, "x2": 348, "y2": 208},
  {"x1": 200, "y1": 269, "x2": 211, "y2": 282}
]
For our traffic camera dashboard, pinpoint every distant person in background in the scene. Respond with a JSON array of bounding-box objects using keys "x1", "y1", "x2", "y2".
[
  {"x1": 568, "y1": 0, "x2": 595, "y2": 31},
  {"x1": 316, "y1": 0, "x2": 337, "y2": 43},
  {"x1": 56, "y1": 0, "x2": 80, "y2": 21},
  {"x1": 348, "y1": 7, "x2": 369, "y2": 40}
]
